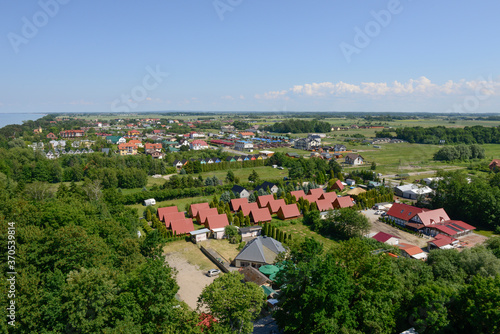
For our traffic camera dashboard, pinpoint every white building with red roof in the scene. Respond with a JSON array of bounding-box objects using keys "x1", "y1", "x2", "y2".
[
  {"x1": 190, "y1": 140, "x2": 209, "y2": 150},
  {"x1": 427, "y1": 234, "x2": 459, "y2": 250}
]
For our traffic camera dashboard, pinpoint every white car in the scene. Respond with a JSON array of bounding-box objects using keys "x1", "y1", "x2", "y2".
[{"x1": 207, "y1": 269, "x2": 221, "y2": 277}]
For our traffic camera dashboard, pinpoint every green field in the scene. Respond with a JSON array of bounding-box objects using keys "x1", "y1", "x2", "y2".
[
  {"x1": 278, "y1": 220, "x2": 339, "y2": 251},
  {"x1": 197, "y1": 165, "x2": 287, "y2": 182},
  {"x1": 127, "y1": 194, "x2": 215, "y2": 217}
]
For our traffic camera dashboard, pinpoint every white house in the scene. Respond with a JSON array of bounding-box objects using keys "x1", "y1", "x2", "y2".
[
  {"x1": 144, "y1": 198, "x2": 156, "y2": 206},
  {"x1": 235, "y1": 140, "x2": 254, "y2": 152},
  {"x1": 344, "y1": 153, "x2": 364, "y2": 166},
  {"x1": 190, "y1": 140, "x2": 209, "y2": 150}
]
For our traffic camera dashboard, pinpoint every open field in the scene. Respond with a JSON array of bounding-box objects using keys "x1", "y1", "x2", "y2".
[
  {"x1": 278, "y1": 220, "x2": 339, "y2": 251},
  {"x1": 197, "y1": 166, "x2": 287, "y2": 182},
  {"x1": 203, "y1": 239, "x2": 241, "y2": 263},
  {"x1": 163, "y1": 240, "x2": 214, "y2": 271}
]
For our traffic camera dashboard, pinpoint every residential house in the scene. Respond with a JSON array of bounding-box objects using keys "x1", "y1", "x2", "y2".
[
  {"x1": 397, "y1": 243, "x2": 428, "y2": 260},
  {"x1": 344, "y1": 153, "x2": 364, "y2": 166},
  {"x1": 234, "y1": 236, "x2": 286, "y2": 268},
  {"x1": 235, "y1": 140, "x2": 254, "y2": 152},
  {"x1": 118, "y1": 143, "x2": 138, "y2": 155},
  {"x1": 315, "y1": 199, "x2": 334, "y2": 212},
  {"x1": 127, "y1": 130, "x2": 141, "y2": 136},
  {"x1": 106, "y1": 136, "x2": 126, "y2": 144},
  {"x1": 332, "y1": 196, "x2": 355, "y2": 209},
  {"x1": 197, "y1": 208, "x2": 219, "y2": 224},
  {"x1": 145, "y1": 143, "x2": 162, "y2": 152},
  {"x1": 333, "y1": 144, "x2": 347, "y2": 152},
  {"x1": 148, "y1": 151, "x2": 164, "y2": 159},
  {"x1": 170, "y1": 218, "x2": 195, "y2": 235},
  {"x1": 394, "y1": 184, "x2": 433, "y2": 199},
  {"x1": 173, "y1": 159, "x2": 186, "y2": 169},
  {"x1": 372, "y1": 231, "x2": 400, "y2": 245},
  {"x1": 189, "y1": 202, "x2": 211, "y2": 218},
  {"x1": 231, "y1": 185, "x2": 250, "y2": 198},
  {"x1": 331, "y1": 179, "x2": 344, "y2": 191},
  {"x1": 204, "y1": 214, "x2": 229, "y2": 239},
  {"x1": 425, "y1": 220, "x2": 476, "y2": 238},
  {"x1": 345, "y1": 179, "x2": 356, "y2": 186},
  {"x1": 290, "y1": 190, "x2": 306, "y2": 201},
  {"x1": 319, "y1": 191, "x2": 338, "y2": 203},
  {"x1": 221, "y1": 125, "x2": 235, "y2": 133},
  {"x1": 249, "y1": 208, "x2": 272, "y2": 224},
  {"x1": 294, "y1": 137, "x2": 321, "y2": 151},
  {"x1": 277, "y1": 204, "x2": 301, "y2": 220},
  {"x1": 266, "y1": 199, "x2": 286, "y2": 214},
  {"x1": 256, "y1": 194, "x2": 275, "y2": 208},
  {"x1": 489, "y1": 159, "x2": 500, "y2": 171},
  {"x1": 254, "y1": 182, "x2": 279, "y2": 194},
  {"x1": 308, "y1": 188, "x2": 324, "y2": 200},
  {"x1": 427, "y1": 234, "x2": 459, "y2": 250},
  {"x1": 240, "y1": 202, "x2": 260, "y2": 216},
  {"x1": 46, "y1": 132, "x2": 57, "y2": 139},
  {"x1": 386, "y1": 203, "x2": 425, "y2": 226},
  {"x1": 157, "y1": 206, "x2": 179, "y2": 222},
  {"x1": 164, "y1": 212, "x2": 187, "y2": 229},
  {"x1": 239, "y1": 132, "x2": 255, "y2": 139},
  {"x1": 230, "y1": 198, "x2": 249, "y2": 211},
  {"x1": 60, "y1": 130, "x2": 84, "y2": 138},
  {"x1": 190, "y1": 140, "x2": 209, "y2": 150},
  {"x1": 128, "y1": 139, "x2": 143, "y2": 148}
]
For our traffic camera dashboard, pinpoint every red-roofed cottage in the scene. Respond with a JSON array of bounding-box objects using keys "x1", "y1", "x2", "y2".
[
  {"x1": 372, "y1": 231, "x2": 400, "y2": 245},
  {"x1": 427, "y1": 234, "x2": 459, "y2": 250},
  {"x1": 319, "y1": 191, "x2": 338, "y2": 203},
  {"x1": 204, "y1": 214, "x2": 229, "y2": 239},
  {"x1": 165, "y1": 212, "x2": 186, "y2": 229},
  {"x1": 189, "y1": 203, "x2": 210, "y2": 218},
  {"x1": 240, "y1": 202, "x2": 259, "y2": 216},
  {"x1": 333, "y1": 196, "x2": 355, "y2": 209},
  {"x1": 170, "y1": 218, "x2": 195, "y2": 235},
  {"x1": 250, "y1": 208, "x2": 272, "y2": 223},
  {"x1": 277, "y1": 204, "x2": 301, "y2": 220},
  {"x1": 230, "y1": 198, "x2": 248, "y2": 212},
  {"x1": 290, "y1": 190, "x2": 306, "y2": 201},
  {"x1": 308, "y1": 188, "x2": 324, "y2": 200},
  {"x1": 197, "y1": 208, "x2": 219, "y2": 224},
  {"x1": 315, "y1": 199, "x2": 334, "y2": 212},
  {"x1": 332, "y1": 180, "x2": 344, "y2": 191},
  {"x1": 257, "y1": 195, "x2": 275, "y2": 208},
  {"x1": 157, "y1": 206, "x2": 179, "y2": 222},
  {"x1": 267, "y1": 199, "x2": 286, "y2": 214}
]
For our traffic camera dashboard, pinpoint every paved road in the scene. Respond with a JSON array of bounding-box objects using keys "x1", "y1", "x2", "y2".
[{"x1": 222, "y1": 147, "x2": 250, "y2": 156}]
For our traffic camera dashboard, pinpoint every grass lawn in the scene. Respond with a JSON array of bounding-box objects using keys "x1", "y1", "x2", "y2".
[
  {"x1": 197, "y1": 166, "x2": 287, "y2": 182},
  {"x1": 162, "y1": 240, "x2": 214, "y2": 271},
  {"x1": 277, "y1": 220, "x2": 339, "y2": 251},
  {"x1": 474, "y1": 229, "x2": 499, "y2": 238},
  {"x1": 126, "y1": 194, "x2": 214, "y2": 217},
  {"x1": 203, "y1": 239, "x2": 241, "y2": 262}
]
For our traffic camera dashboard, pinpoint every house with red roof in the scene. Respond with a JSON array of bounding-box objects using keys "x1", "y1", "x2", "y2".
[
  {"x1": 277, "y1": 204, "x2": 301, "y2": 220},
  {"x1": 46, "y1": 132, "x2": 57, "y2": 139},
  {"x1": 266, "y1": 199, "x2": 286, "y2": 214},
  {"x1": 257, "y1": 195, "x2": 275, "y2": 208},
  {"x1": 144, "y1": 143, "x2": 162, "y2": 151},
  {"x1": 308, "y1": 188, "x2": 324, "y2": 200},
  {"x1": 230, "y1": 198, "x2": 248, "y2": 212},
  {"x1": 128, "y1": 139, "x2": 143, "y2": 148},
  {"x1": 204, "y1": 214, "x2": 229, "y2": 238},
  {"x1": 331, "y1": 179, "x2": 344, "y2": 191},
  {"x1": 489, "y1": 159, "x2": 500, "y2": 171},
  {"x1": 189, "y1": 203, "x2": 210, "y2": 218},
  {"x1": 290, "y1": 190, "x2": 306, "y2": 201},
  {"x1": 372, "y1": 231, "x2": 400, "y2": 245},
  {"x1": 332, "y1": 196, "x2": 355, "y2": 209},
  {"x1": 170, "y1": 218, "x2": 195, "y2": 235},
  {"x1": 164, "y1": 212, "x2": 186, "y2": 229},
  {"x1": 424, "y1": 220, "x2": 476, "y2": 238},
  {"x1": 240, "y1": 202, "x2": 259, "y2": 216},
  {"x1": 319, "y1": 191, "x2": 338, "y2": 203},
  {"x1": 386, "y1": 203, "x2": 425, "y2": 226},
  {"x1": 316, "y1": 199, "x2": 334, "y2": 212},
  {"x1": 250, "y1": 208, "x2": 272, "y2": 223},
  {"x1": 397, "y1": 243, "x2": 427, "y2": 260},
  {"x1": 190, "y1": 140, "x2": 209, "y2": 150},
  {"x1": 157, "y1": 206, "x2": 179, "y2": 222},
  {"x1": 427, "y1": 234, "x2": 459, "y2": 250},
  {"x1": 197, "y1": 208, "x2": 219, "y2": 224},
  {"x1": 412, "y1": 209, "x2": 450, "y2": 227}
]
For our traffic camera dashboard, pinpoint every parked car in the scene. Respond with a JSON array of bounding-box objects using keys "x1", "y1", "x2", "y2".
[
  {"x1": 278, "y1": 166, "x2": 284, "y2": 170},
  {"x1": 207, "y1": 269, "x2": 221, "y2": 277}
]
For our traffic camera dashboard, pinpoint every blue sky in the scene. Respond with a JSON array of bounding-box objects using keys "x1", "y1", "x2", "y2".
[{"x1": 1, "y1": 0, "x2": 500, "y2": 113}]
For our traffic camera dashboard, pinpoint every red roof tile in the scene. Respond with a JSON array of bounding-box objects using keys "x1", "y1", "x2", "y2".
[
  {"x1": 240, "y1": 202, "x2": 259, "y2": 216},
  {"x1": 189, "y1": 203, "x2": 210, "y2": 218},
  {"x1": 290, "y1": 190, "x2": 306, "y2": 200},
  {"x1": 332, "y1": 180, "x2": 344, "y2": 191},
  {"x1": 250, "y1": 208, "x2": 272, "y2": 223},
  {"x1": 333, "y1": 196, "x2": 354, "y2": 208},
  {"x1": 257, "y1": 195, "x2": 274, "y2": 208},
  {"x1": 165, "y1": 212, "x2": 186, "y2": 228},
  {"x1": 170, "y1": 218, "x2": 195, "y2": 235},
  {"x1": 372, "y1": 231, "x2": 399, "y2": 243},
  {"x1": 267, "y1": 199, "x2": 286, "y2": 214},
  {"x1": 204, "y1": 214, "x2": 229, "y2": 230},
  {"x1": 308, "y1": 188, "x2": 324, "y2": 199},
  {"x1": 230, "y1": 198, "x2": 248, "y2": 211},
  {"x1": 316, "y1": 199, "x2": 334, "y2": 212},
  {"x1": 197, "y1": 208, "x2": 219, "y2": 224},
  {"x1": 398, "y1": 243, "x2": 424, "y2": 256},
  {"x1": 428, "y1": 234, "x2": 457, "y2": 248},
  {"x1": 157, "y1": 206, "x2": 179, "y2": 222},
  {"x1": 386, "y1": 203, "x2": 424, "y2": 222},
  {"x1": 415, "y1": 209, "x2": 450, "y2": 226},
  {"x1": 278, "y1": 204, "x2": 301, "y2": 220},
  {"x1": 319, "y1": 191, "x2": 338, "y2": 203}
]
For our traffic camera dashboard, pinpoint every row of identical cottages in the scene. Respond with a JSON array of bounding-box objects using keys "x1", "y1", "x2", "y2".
[
  {"x1": 173, "y1": 154, "x2": 267, "y2": 168},
  {"x1": 154, "y1": 187, "x2": 355, "y2": 242}
]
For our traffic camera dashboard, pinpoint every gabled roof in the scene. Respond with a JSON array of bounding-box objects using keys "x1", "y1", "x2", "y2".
[
  {"x1": 308, "y1": 188, "x2": 324, "y2": 199},
  {"x1": 278, "y1": 204, "x2": 301, "y2": 219},
  {"x1": 231, "y1": 185, "x2": 248, "y2": 194},
  {"x1": 170, "y1": 218, "x2": 195, "y2": 235},
  {"x1": 234, "y1": 236, "x2": 286, "y2": 264},
  {"x1": 230, "y1": 198, "x2": 248, "y2": 211},
  {"x1": 415, "y1": 208, "x2": 450, "y2": 226},
  {"x1": 316, "y1": 199, "x2": 334, "y2": 212},
  {"x1": 267, "y1": 199, "x2": 286, "y2": 214},
  {"x1": 191, "y1": 139, "x2": 208, "y2": 146},
  {"x1": 332, "y1": 179, "x2": 344, "y2": 191},
  {"x1": 489, "y1": 159, "x2": 500, "y2": 168},
  {"x1": 398, "y1": 243, "x2": 425, "y2": 256},
  {"x1": 428, "y1": 234, "x2": 457, "y2": 248},
  {"x1": 386, "y1": 203, "x2": 425, "y2": 222},
  {"x1": 157, "y1": 206, "x2": 179, "y2": 222},
  {"x1": 198, "y1": 208, "x2": 219, "y2": 223},
  {"x1": 345, "y1": 153, "x2": 362, "y2": 160},
  {"x1": 240, "y1": 202, "x2": 260, "y2": 216},
  {"x1": 254, "y1": 182, "x2": 277, "y2": 192},
  {"x1": 204, "y1": 214, "x2": 229, "y2": 230},
  {"x1": 290, "y1": 190, "x2": 306, "y2": 200},
  {"x1": 189, "y1": 203, "x2": 210, "y2": 217},
  {"x1": 165, "y1": 212, "x2": 186, "y2": 229},
  {"x1": 250, "y1": 208, "x2": 272, "y2": 223},
  {"x1": 257, "y1": 194, "x2": 275, "y2": 208},
  {"x1": 319, "y1": 191, "x2": 338, "y2": 203},
  {"x1": 333, "y1": 196, "x2": 354, "y2": 208},
  {"x1": 372, "y1": 231, "x2": 399, "y2": 243}
]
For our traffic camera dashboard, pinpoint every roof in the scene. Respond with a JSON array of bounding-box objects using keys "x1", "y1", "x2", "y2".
[
  {"x1": 157, "y1": 206, "x2": 179, "y2": 222},
  {"x1": 319, "y1": 191, "x2": 338, "y2": 202},
  {"x1": 204, "y1": 214, "x2": 229, "y2": 230},
  {"x1": 189, "y1": 228, "x2": 211, "y2": 236},
  {"x1": 372, "y1": 231, "x2": 400, "y2": 243},
  {"x1": 234, "y1": 236, "x2": 286, "y2": 264},
  {"x1": 165, "y1": 212, "x2": 186, "y2": 229},
  {"x1": 256, "y1": 194, "x2": 275, "y2": 208},
  {"x1": 231, "y1": 185, "x2": 248, "y2": 194},
  {"x1": 278, "y1": 204, "x2": 301, "y2": 219},
  {"x1": 308, "y1": 188, "x2": 324, "y2": 199},
  {"x1": 190, "y1": 203, "x2": 211, "y2": 217},
  {"x1": 170, "y1": 218, "x2": 195, "y2": 235},
  {"x1": 267, "y1": 199, "x2": 286, "y2": 213},
  {"x1": 290, "y1": 190, "x2": 306, "y2": 200},
  {"x1": 333, "y1": 196, "x2": 354, "y2": 208},
  {"x1": 240, "y1": 202, "x2": 260, "y2": 216},
  {"x1": 415, "y1": 209, "x2": 450, "y2": 226},
  {"x1": 386, "y1": 203, "x2": 425, "y2": 222},
  {"x1": 346, "y1": 187, "x2": 367, "y2": 196},
  {"x1": 345, "y1": 153, "x2": 362, "y2": 160},
  {"x1": 428, "y1": 234, "x2": 457, "y2": 248},
  {"x1": 316, "y1": 199, "x2": 334, "y2": 212},
  {"x1": 398, "y1": 243, "x2": 425, "y2": 256},
  {"x1": 254, "y1": 182, "x2": 277, "y2": 192},
  {"x1": 238, "y1": 266, "x2": 271, "y2": 286},
  {"x1": 191, "y1": 139, "x2": 208, "y2": 146},
  {"x1": 489, "y1": 159, "x2": 500, "y2": 168},
  {"x1": 118, "y1": 143, "x2": 137, "y2": 149},
  {"x1": 250, "y1": 208, "x2": 273, "y2": 223},
  {"x1": 198, "y1": 208, "x2": 219, "y2": 223},
  {"x1": 239, "y1": 132, "x2": 254, "y2": 136},
  {"x1": 239, "y1": 226, "x2": 263, "y2": 234},
  {"x1": 332, "y1": 179, "x2": 344, "y2": 190},
  {"x1": 230, "y1": 198, "x2": 248, "y2": 211}
]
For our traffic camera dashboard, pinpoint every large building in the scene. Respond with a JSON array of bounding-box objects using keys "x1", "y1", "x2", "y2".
[
  {"x1": 235, "y1": 140, "x2": 254, "y2": 152},
  {"x1": 60, "y1": 130, "x2": 84, "y2": 138},
  {"x1": 234, "y1": 236, "x2": 286, "y2": 268},
  {"x1": 294, "y1": 137, "x2": 321, "y2": 151}
]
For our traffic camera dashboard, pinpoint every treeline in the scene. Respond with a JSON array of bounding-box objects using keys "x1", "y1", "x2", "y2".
[
  {"x1": 376, "y1": 125, "x2": 500, "y2": 144},
  {"x1": 265, "y1": 119, "x2": 331, "y2": 133},
  {"x1": 274, "y1": 237, "x2": 500, "y2": 334},
  {"x1": 434, "y1": 144, "x2": 485, "y2": 161},
  {"x1": 182, "y1": 159, "x2": 266, "y2": 174}
]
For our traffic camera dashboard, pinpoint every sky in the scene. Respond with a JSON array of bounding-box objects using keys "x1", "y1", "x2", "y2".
[{"x1": 1, "y1": 0, "x2": 500, "y2": 114}]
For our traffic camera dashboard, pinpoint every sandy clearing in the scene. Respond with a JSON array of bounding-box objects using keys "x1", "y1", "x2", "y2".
[{"x1": 165, "y1": 254, "x2": 217, "y2": 310}]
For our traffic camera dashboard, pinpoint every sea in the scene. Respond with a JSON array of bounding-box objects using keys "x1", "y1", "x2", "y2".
[{"x1": 0, "y1": 113, "x2": 46, "y2": 128}]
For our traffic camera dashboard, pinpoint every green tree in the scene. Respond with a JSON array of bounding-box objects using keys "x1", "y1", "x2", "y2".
[
  {"x1": 225, "y1": 225, "x2": 239, "y2": 244},
  {"x1": 248, "y1": 169, "x2": 259, "y2": 183},
  {"x1": 197, "y1": 272, "x2": 266, "y2": 333},
  {"x1": 226, "y1": 170, "x2": 235, "y2": 183}
]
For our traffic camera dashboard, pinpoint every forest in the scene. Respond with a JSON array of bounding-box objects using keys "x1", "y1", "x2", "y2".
[{"x1": 264, "y1": 119, "x2": 332, "y2": 133}]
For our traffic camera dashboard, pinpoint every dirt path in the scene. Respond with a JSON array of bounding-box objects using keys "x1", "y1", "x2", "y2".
[{"x1": 165, "y1": 254, "x2": 217, "y2": 310}]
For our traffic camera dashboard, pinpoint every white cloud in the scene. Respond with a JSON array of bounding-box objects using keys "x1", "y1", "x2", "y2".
[
  {"x1": 257, "y1": 76, "x2": 500, "y2": 100},
  {"x1": 221, "y1": 95, "x2": 234, "y2": 100}
]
